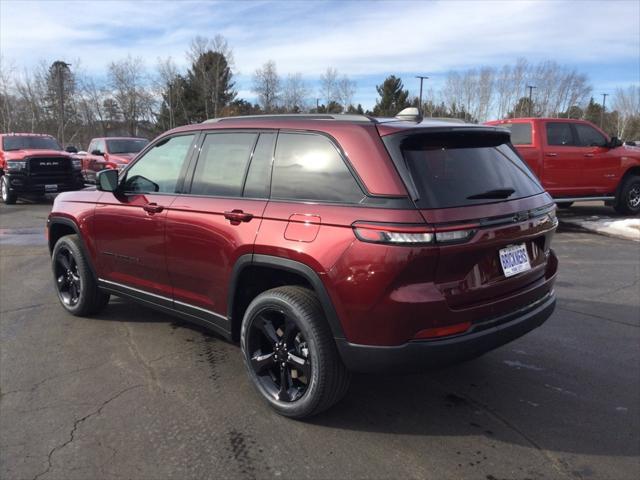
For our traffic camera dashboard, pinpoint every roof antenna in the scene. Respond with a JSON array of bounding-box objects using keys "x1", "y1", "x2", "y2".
[{"x1": 395, "y1": 107, "x2": 423, "y2": 123}]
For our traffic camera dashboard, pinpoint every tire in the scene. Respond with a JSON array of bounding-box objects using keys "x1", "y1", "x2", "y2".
[
  {"x1": 556, "y1": 202, "x2": 573, "y2": 209},
  {"x1": 52, "y1": 234, "x2": 110, "y2": 316},
  {"x1": 240, "y1": 286, "x2": 350, "y2": 419},
  {"x1": 614, "y1": 176, "x2": 640, "y2": 215},
  {"x1": 1, "y1": 176, "x2": 17, "y2": 204}
]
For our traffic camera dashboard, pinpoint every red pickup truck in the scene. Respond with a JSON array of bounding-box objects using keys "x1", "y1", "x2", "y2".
[
  {"x1": 485, "y1": 118, "x2": 640, "y2": 215},
  {"x1": 81, "y1": 137, "x2": 148, "y2": 183}
]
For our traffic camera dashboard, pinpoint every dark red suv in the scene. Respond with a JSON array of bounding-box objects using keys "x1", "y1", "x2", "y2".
[{"x1": 47, "y1": 112, "x2": 558, "y2": 418}]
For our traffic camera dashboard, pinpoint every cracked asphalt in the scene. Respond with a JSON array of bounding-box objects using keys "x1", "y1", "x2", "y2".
[{"x1": 1, "y1": 199, "x2": 639, "y2": 480}]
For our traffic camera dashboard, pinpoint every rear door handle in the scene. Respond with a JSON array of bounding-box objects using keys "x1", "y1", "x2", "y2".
[
  {"x1": 545, "y1": 152, "x2": 558, "y2": 157},
  {"x1": 143, "y1": 203, "x2": 164, "y2": 214},
  {"x1": 584, "y1": 153, "x2": 594, "y2": 157},
  {"x1": 224, "y1": 209, "x2": 253, "y2": 223}
]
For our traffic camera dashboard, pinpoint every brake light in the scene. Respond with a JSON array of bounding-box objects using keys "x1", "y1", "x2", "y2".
[
  {"x1": 352, "y1": 222, "x2": 434, "y2": 245},
  {"x1": 413, "y1": 321, "x2": 472, "y2": 339},
  {"x1": 352, "y1": 222, "x2": 477, "y2": 245}
]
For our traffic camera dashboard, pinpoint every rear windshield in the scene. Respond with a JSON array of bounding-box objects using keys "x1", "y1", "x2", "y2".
[
  {"x1": 2, "y1": 136, "x2": 61, "y2": 151},
  {"x1": 384, "y1": 130, "x2": 543, "y2": 209},
  {"x1": 106, "y1": 139, "x2": 149, "y2": 154}
]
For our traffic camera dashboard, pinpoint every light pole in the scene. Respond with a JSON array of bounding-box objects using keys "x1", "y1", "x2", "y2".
[
  {"x1": 527, "y1": 85, "x2": 536, "y2": 117},
  {"x1": 600, "y1": 93, "x2": 609, "y2": 128},
  {"x1": 416, "y1": 75, "x2": 429, "y2": 115}
]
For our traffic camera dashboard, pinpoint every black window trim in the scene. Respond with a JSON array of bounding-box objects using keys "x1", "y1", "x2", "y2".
[
  {"x1": 119, "y1": 131, "x2": 201, "y2": 196},
  {"x1": 168, "y1": 127, "x2": 412, "y2": 209}
]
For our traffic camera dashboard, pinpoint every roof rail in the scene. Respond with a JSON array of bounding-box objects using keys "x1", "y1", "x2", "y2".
[{"x1": 202, "y1": 113, "x2": 376, "y2": 124}]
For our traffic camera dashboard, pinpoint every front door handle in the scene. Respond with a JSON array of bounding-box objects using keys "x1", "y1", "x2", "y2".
[
  {"x1": 143, "y1": 203, "x2": 164, "y2": 214},
  {"x1": 584, "y1": 153, "x2": 594, "y2": 157},
  {"x1": 545, "y1": 152, "x2": 558, "y2": 157},
  {"x1": 224, "y1": 209, "x2": 253, "y2": 224}
]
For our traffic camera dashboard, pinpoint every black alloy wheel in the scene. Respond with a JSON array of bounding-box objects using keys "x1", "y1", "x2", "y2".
[
  {"x1": 240, "y1": 286, "x2": 350, "y2": 418},
  {"x1": 246, "y1": 308, "x2": 312, "y2": 402},
  {"x1": 54, "y1": 245, "x2": 82, "y2": 307}
]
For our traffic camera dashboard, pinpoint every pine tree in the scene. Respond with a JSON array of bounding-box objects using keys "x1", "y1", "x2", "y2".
[{"x1": 372, "y1": 76, "x2": 410, "y2": 117}]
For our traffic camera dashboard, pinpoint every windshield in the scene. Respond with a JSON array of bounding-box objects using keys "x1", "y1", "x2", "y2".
[
  {"x1": 2, "y1": 136, "x2": 62, "y2": 151},
  {"x1": 107, "y1": 139, "x2": 148, "y2": 154},
  {"x1": 384, "y1": 130, "x2": 543, "y2": 209}
]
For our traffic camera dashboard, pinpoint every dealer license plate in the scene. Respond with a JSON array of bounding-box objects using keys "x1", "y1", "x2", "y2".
[{"x1": 499, "y1": 244, "x2": 531, "y2": 278}]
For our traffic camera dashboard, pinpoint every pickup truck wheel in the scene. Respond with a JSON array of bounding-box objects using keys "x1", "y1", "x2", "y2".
[
  {"x1": 614, "y1": 176, "x2": 640, "y2": 215},
  {"x1": 557, "y1": 202, "x2": 573, "y2": 209},
  {"x1": 52, "y1": 234, "x2": 110, "y2": 316},
  {"x1": 241, "y1": 286, "x2": 350, "y2": 419},
  {"x1": 1, "y1": 176, "x2": 17, "y2": 204}
]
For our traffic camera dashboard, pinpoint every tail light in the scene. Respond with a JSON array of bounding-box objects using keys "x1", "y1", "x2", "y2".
[{"x1": 352, "y1": 221, "x2": 477, "y2": 246}]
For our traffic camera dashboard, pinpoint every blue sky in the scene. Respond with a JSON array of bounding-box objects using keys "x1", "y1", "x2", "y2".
[{"x1": 1, "y1": 0, "x2": 639, "y2": 109}]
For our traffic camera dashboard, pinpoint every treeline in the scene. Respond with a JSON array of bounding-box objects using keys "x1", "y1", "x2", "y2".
[{"x1": 1, "y1": 35, "x2": 639, "y2": 149}]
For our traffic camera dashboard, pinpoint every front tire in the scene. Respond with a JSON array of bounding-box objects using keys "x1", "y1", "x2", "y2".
[
  {"x1": 1, "y1": 176, "x2": 17, "y2": 204},
  {"x1": 614, "y1": 176, "x2": 640, "y2": 215},
  {"x1": 52, "y1": 234, "x2": 110, "y2": 316},
  {"x1": 240, "y1": 286, "x2": 350, "y2": 419}
]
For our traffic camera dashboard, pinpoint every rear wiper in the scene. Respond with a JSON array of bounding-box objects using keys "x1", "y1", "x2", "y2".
[{"x1": 467, "y1": 188, "x2": 515, "y2": 200}]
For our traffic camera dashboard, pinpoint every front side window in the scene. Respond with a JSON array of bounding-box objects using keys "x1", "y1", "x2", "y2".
[
  {"x1": 95, "y1": 140, "x2": 106, "y2": 154},
  {"x1": 271, "y1": 133, "x2": 364, "y2": 203},
  {"x1": 123, "y1": 134, "x2": 195, "y2": 193},
  {"x1": 546, "y1": 123, "x2": 574, "y2": 146},
  {"x1": 574, "y1": 124, "x2": 607, "y2": 147},
  {"x1": 190, "y1": 133, "x2": 258, "y2": 197}
]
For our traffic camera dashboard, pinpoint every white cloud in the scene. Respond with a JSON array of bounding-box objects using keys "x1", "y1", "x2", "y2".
[{"x1": 1, "y1": 0, "x2": 638, "y2": 100}]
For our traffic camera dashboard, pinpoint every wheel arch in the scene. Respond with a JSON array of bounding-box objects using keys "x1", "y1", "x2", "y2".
[
  {"x1": 48, "y1": 217, "x2": 98, "y2": 280},
  {"x1": 616, "y1": 166, "x2": 640, "y2": 196},
  {"x1": 227, "y1": 254, "x2": 345, "y2": 343}
]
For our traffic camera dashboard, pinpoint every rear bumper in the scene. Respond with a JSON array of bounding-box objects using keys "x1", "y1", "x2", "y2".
[
  {"x1": 336, "y1": 291, "x2": 556, "y2": 373},
  {"x1": 3, "y1": 173, "x2": 84, "y2": 195}
]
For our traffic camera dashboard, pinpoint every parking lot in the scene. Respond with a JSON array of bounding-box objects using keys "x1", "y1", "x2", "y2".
[{"x1": 1, "y1": 199, "x2": 638, "y2": 480}]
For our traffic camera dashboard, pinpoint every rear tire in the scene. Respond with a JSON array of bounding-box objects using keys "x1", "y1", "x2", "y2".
[
  {"x1": 614, "y1": 176, "x2": 640, "y2": 215},
  {"x1": 556, "y1": 202, "x2": 573, "y2": 209},
  {"x1": 52, "y1": 234, "x2": 110, "y2": 316},
  {"x1": 240, "y1": 286, "x2": 350, "y2": 419},
  {"x1": 1, "y1": 176, "x2": 17, "y2": 204}
]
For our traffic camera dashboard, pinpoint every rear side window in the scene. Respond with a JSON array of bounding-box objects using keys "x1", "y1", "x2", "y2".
[
  {"x1": 574, "y1": 124, "x2": 607, "y2": 147},
  {"x1": 190, "y1": 133, "x2": 258, "y2": 197},
  {"x1": 500, "y1": 123, "x2": 532, "y2": 145},
  {"x1": 383, "y1": 131, "x2": 543, "y2": 209},
  {"x1": 271, "y1": 133, "x2": 364, "y2": 203},
  {"x1": 546, "y1": 123, "x2": 574, "y2": 146}
]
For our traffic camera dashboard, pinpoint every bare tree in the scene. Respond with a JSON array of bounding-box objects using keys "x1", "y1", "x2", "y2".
[
  {"x1": 0, "y1": 56, "x2": 16, "y2": 132},
  {"x1": 156, "y1": 56, "x2": 181, "y2": 129},
  {"x1": 337, "y1": 75, "x2": 356, "y2": 111},
  {"x1": 252, "y1": 60, "x2": 280, "y2": 112},
  {"x1": 108, "y1": 55, "x2": 154, "y2": 136},
  {"x1": 320, "y1": 67, "x2": 339, "y2": 106},
  {"x1": 613, "y1": 86, "x2": 640, "y2": 139},
  {"x1": 282, "y1": 73, "x2": 308, "y2": 112}
]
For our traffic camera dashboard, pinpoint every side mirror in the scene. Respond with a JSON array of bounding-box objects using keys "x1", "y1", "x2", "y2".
[
  {"x1": 91, "y1": 149, "x2": 104, "y2": 156},
  {"x1": 97, "y1": 169, "x2": 119, "y2": 192},
  {"x1": 65, "y1": 145, "x2": 78, "y2": 153},
  {"x1": 608, "y1": 137, "x2": 623, "y2": 148}
]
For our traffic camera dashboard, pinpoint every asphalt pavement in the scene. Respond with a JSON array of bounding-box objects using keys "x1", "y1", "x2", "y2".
[{"x1": 1, "y1": 198, "x2": 638, "y2": 480}]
